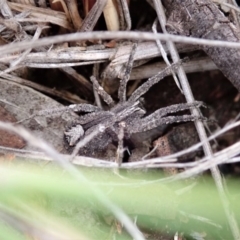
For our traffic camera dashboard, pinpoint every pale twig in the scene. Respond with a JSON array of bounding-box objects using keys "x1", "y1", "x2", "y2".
[
  {"x1": 23, "y1": 60, "x2": 105, "y2": 68},
  {"x1": 8, "y1": 2, "x2": 72, "y2": 30},
  {"x1": 163, "y1": 140, "x2": 240, "y2": 181},
  {"x1": 0, "y1": 121, "x2": 145, "y2": 240},
  {"x1": 130, "y1": 57, "x2": 217, "y2": 80},
  {"x1": 92, "y1": 63, "x2": 103, "y2": 108},
  {"x1": 2, "y1": 141, "x2": 240, "y2": 170},
  {"x1": 0, "y1": 146, "x2": 117, "y2": 168},
  {"x1": 3, "y1": 31, "x2": 240, "y2": 56},
  {"x1": 0, "y1": 0, "x2": 13, "y2": 18},
  {"x1": 103, "y1": 0, "x2": 120, "y2": 31},
  {"x1": 0, "y1": 42, "x2": 197, "y2": 66},
  {"x1": 0, "y1": 24, "x2": 44, "y2": 77},
  {"x1": 152, "y1": 19, "x2": 181, "y2": 91},
  {"x1": 10, "y1": 24, "x2": 43, "y2": 68}
]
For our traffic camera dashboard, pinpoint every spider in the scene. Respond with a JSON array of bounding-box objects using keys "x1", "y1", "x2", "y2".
[
  {"x1": 63, "y1": 58, "x2": 206, "y2": 160},
  {"x1": 24, "y1": 48, "x2": 205, "y2": 161}
]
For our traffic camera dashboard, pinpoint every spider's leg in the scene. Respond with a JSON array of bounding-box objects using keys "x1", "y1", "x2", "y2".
[
  {"x1": 77, "y1": 110, "x2": 113, "y2": 125},
  {"x1": 118, "y1": 42, "x2": 138, "y2": 102},
  {"x1": 90, "y1": 76, "x2": 115, "y2": 107},
  {"x1": 128, "y1": 60, "x2": 182, "y2": 103},
  {"x1": 115, "y1": 101, "x2": 145, "y2": 123},
  {"x1": 143, "y1": 101, "x2": 206, "y2": 122},
  {"x1": 66, "y1": 103, "x2": 102, "y2": 113},
  {"x1": 130, "y1": 114, "x2": 207, "y2": 133},
  {"x1": 17, "y1": 103, "x2": 101, "y2": 123}
]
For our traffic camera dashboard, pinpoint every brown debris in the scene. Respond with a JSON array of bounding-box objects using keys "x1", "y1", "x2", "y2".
[
  {"x1": 153, "y1": 123, "x2": 201, "y2": 162},
  {"x1": 163, "y1": 0, "x2": 240, "y2": 92},
  {"x1": 0, "y1": 105, "x2": 26, "y2": 149}
]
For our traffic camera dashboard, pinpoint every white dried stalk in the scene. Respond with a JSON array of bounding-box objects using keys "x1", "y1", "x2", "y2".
[
  {"x1": 0, "y1": 0, "x2": 13, "y2": 18},
  {"x1": 21, "y1": 60, "x2": 105, "y2": 68},
  {"x1": 152, "y1": 19, "x2": 182, "y2": 91},
  {"x1": 3, "y1": 31, "x2": 240, "y2": 56},
  {"x1": 1, "y1": 24, "x2": 44, "y2": 76},
  {"x1": 103, "y1": 0, "x2": 120, "y2": 31},
  {"x1": 0, "y1": 42, "x2": 164, "y2": 64},
  {"x1": 0, "y1": 42, "x2": 198, "y2": 72},
  {"x1": 163, "y1": 140, "x2": 240, "y2": 181},
  {"x1": 8, "y1": 2, "x2": 72, "y2": 30},
  {"x1": 130, "y1": 57, "x2": 217, "y2": 80}
]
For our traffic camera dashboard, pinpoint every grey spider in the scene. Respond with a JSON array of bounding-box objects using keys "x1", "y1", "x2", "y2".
[{"x1": 64, "y1": 59, "x2": 206, "y2": 159}]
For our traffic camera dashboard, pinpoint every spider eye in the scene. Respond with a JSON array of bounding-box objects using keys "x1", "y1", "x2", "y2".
[{"x1": 64, "y1": 125, "x2": 84, "y2": 146}]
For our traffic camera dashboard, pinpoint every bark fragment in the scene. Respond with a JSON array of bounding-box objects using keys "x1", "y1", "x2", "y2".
[{"x1": 162, "y1": 0, "x2": 240, "y2": 92}]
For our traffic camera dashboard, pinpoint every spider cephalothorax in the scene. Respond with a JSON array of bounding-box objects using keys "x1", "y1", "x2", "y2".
[{"x1": 64, "y1": 60, "x2": 206, "y2": 158}]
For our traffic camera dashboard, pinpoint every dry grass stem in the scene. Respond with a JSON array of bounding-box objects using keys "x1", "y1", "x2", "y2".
[
  {"x1": 103, "y1": 0, "x2": 120, "y2": 31},
  {"x1": 130, "y1": 57, "x2": 217, "y2": 80},
  {"x1": 3, "y1": 31, "x2": 240, "y2": 56},
  {"x1": 8, "y1": 2, "x2": 72, "y2": 30}
]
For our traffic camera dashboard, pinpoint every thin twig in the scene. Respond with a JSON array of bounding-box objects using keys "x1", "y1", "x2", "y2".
[
  {"x1": 0, "y1": 42, "x2": 197, "y2": 66},
  {"x1": 92, "y1": 63, "x2": 103, "y2": 108},
  {"x1": 130, "y1": 57, "x2": 217, "y2": 80},
  {"x1": 152, "y1": 19, "x2": 181, "y2": 91}
]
